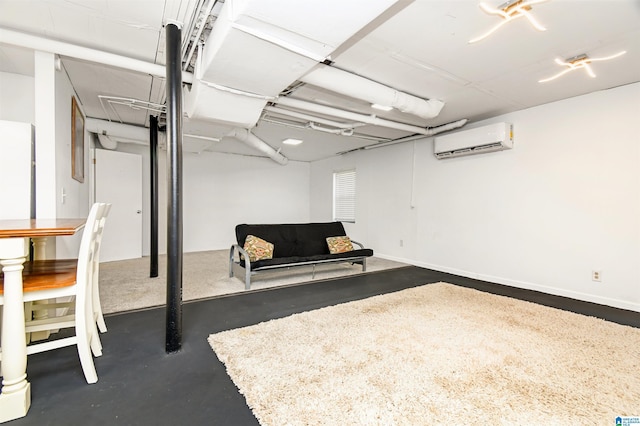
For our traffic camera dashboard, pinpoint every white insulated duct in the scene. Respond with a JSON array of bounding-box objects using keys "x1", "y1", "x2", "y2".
[
  {"x1": 227, "y1": 128, "x2": 288, "y2": 165},
  {"x1": 276, "y1": 97, "x2": 449, "y2": 136},
  {"x1": 97, "y1": 134, "x2": 118, "y2": 150},
  {"x1": 86, "y1": 118, "x2": 150, "y2": 143},
  {"x1": 184, "y1": 0, "x2": 401, "y2": 128},
  {"x1": 300, "y1": 64, "x2": 444, "y2": 120},
  {"x1": 0, "y1": 28, "x2": 194, "y2": 83}
]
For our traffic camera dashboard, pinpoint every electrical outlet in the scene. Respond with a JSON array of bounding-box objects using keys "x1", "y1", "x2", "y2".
[
  {"x1": 399, "y1": 239, "x2": 404, "y2": 247},
  {"x1": 592, "y1": 270, "x2": 602, "y2": 282}
]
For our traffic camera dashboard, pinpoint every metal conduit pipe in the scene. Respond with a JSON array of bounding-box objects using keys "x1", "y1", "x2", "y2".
[
  {"x1": 261, "y1": 116, "x2": 390, "y2": 143},
  {"x1": 363, "y1": 119, "x2": 470, "y2": 150},
  {"x1": 264, "y1": 106, "x2": 364, "y2": 129},
  {"x1": 300, "y1": 64, "x2": 445, "y2": 120},
  {"x1": 276, "y1": 97, "x2": 442, "y2": 136},
  {"x1": 0, "y1": 27, "x2": 195, "y2": 84},
  {"x1": 183, "y1": 0, "x2": 220, "y2": 71},
  {"x1": 227, "y1": 128, "x2": 288, "y2": 165},
  {"x1": 307, "y1": 122, "x2": 354, "y2": 136}
]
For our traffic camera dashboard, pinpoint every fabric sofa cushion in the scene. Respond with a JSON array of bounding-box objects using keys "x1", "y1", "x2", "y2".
[
  {"x1": 236, "y1": 222, "x2": 348, "y2": 258},
  {"x1": 249, "y1": 248, "x2": 374, "y2": 269},
  {"x1": 243, "y1": 235, "x2": 274, "y2": 262},
  {"x1": 326, "y1": 236, "x2": 354, "y2": 254}
]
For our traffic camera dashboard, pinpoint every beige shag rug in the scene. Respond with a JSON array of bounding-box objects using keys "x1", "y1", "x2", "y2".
[{"x1": 208, "y1": 282, "x2": 640, "y2": 425}]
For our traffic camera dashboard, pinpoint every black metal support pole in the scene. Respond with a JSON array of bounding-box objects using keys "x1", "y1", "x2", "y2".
[
  {"x1": 149, "y1": 115, "x2": 159, "y2": 278},
  {"x1": 165, "y1": 22, "x2": 183, "y2": 353}
]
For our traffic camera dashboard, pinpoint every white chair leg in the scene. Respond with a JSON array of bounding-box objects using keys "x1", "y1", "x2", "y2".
[
  {"x1": 76, "y1": 331, "x2": 98, "y2": 384},
  {"x1": 95, "y1": 305, "x2": 107, "y2": 333},
  {"x1": 89, "y1": 322, "x2": 102, "y2": 357},
  {"x1": 76, "y1": 308, "x2": 102, "y2": 384}
]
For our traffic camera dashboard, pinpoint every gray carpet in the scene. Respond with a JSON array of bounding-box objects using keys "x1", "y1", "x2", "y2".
[{"x1": 98, "y1": 250, "x2": 407, "y2": 314}]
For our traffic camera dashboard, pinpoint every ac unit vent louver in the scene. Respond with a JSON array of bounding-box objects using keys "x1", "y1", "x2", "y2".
[{"x1": 434, "y1": 122, "x2": 513, "y2": 159}]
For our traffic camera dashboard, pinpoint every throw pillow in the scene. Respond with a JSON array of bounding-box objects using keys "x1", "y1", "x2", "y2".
[
  {"x1": 326, "y1": 236, "x2": 354, "y2": 254},
  {"x1": 243, "y1": 235, "x2": 274, "y2": 262}
]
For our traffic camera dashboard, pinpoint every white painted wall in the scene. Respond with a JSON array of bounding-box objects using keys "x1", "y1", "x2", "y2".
[
  {"x1": 181, "y1": 152, "x2": 310, "y2": 252},
  {"x1": 55, "y1": 65, "x2": 91, "y2": 221},
  {"x1": 0, "y1": 67, "x2": 90, "y2": 258},
  {"x1": 54, "y1": 62, "x2": 91, "y2": 258},
  {"x1": 112, "y1": 142, "x2": 311, "y2": 255},
  {"x1": 310, "y1": 83, "x2": 640, "y2": 312}
]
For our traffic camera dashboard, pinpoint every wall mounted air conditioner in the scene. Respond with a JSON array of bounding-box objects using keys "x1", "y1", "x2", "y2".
[{"x1": 434, "y1": 122, "x2": 513, "y2": 159}]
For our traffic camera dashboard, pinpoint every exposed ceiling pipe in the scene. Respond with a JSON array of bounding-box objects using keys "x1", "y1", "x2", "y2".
[
  {"x1": 307, "y1": 122, "x2": 354, "y2": 136},
  {"x1": 183, "y1": 0, "x2": 220, "y2": 71},
  {"x1": 264, "y1": 106, "x2": 364, "y2": 129},
  {"x1": 0, "y1": 27, "x2": 194, "y2": 84},
  {"x1": 362, "y1": 119, "x2": 469, "y2": 150},
  {"x1": 300, "y1": 64, "x2": 444, "y2": 120},
  {"x1": 97, "y1": 134, "x2": 118, "y2": 150},
  {"x1": 260, "y1": 116, "x2": 391, "y2": 143},
  {"x1": 336, "y1": 118, "x2": 469, "y2": 155},
  {"x1": 276, "y1": 97, "x2": 446, "y2": 136},
  {"x1": 86, "y1": 118, "x2": 150, "y2": 143},
  {"x1": 227, "y1": 128, "x2": 288, "y2": 165}
]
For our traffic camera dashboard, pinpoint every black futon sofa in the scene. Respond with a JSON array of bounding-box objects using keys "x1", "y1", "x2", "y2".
[{"x1": 229, "y1": 222, "x2": 374, "y2": 289}]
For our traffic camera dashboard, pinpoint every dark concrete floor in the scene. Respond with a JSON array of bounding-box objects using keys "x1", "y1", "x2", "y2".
[{"x1": 6, "y1": 266, "x2": 640, "y2": 425}]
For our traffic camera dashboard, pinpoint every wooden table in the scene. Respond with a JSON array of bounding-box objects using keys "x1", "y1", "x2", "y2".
[{"x1": 0, "y1": 218, "x2": 85, "y2": 423}]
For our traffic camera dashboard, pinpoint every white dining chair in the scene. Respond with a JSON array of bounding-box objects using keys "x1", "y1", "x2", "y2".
[
  {"x1": 0, "y1": 202, "x2": 108, "y2": 384},
  {"x1": 28, "y1": 203, "x2": 112, "y2": 335},
  {"x1": 92, "y1": 203, "x2": 111, "y2": 333}
]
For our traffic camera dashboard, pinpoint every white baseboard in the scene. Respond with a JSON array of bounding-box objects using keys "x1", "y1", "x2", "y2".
[{"x1": 375, "y1": 253, "x2": 640, "y2": 313}]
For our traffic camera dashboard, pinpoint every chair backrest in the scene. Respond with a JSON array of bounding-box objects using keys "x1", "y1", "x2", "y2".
[
  {"x1": 93, "y1": 203, "x2": 111, "y2": 267},
  {"x1": 75, "y1": 203, "x2": 108, "y2": 330}
]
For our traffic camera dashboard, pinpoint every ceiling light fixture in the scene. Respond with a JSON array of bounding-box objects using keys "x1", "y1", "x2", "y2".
[
  {"x1": 538, "y1": 51, "x2": 627, "y2": 83},
  {"x1": 469, "y1": 0, "x2": 548, "y2": 44},
  {"x1": 283, "y1": 138, "x2": 303, "y2": 146}
]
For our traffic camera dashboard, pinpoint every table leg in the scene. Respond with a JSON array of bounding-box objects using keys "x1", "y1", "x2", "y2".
[
  {"x1": 29, "y1": 237, "x2": 50, "y2": 341},
  {"x1": 0, "y1": 239, "x2": 31, "y2": 422}
]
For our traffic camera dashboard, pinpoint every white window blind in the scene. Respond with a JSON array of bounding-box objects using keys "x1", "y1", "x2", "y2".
[{"x1": 333, "y1": 170, "x2": 356, "y2": 223}]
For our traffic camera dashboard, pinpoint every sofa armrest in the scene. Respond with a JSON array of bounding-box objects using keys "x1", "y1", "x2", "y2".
[
  {"x1": 229, "y1": 244, "x2": 253, "y2": 290},
  {"x1": 229, "y1": 243, "x2": 252, "y2": 261},
  {"x1": 229, "y1": 243, "x2": 251, "y2": 271},
  {"x1": 350, "y1": 240, "x2": 365, "y2": 250}
]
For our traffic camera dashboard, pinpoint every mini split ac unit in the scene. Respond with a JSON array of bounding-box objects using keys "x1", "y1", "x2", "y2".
[{"x1": 433, "y1": 122, "x2": 513, "y2": 159}]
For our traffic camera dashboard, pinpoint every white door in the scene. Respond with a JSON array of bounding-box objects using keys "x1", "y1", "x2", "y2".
[{"x1": 95, "y1": 149, "x2": 143, "y2": 262}]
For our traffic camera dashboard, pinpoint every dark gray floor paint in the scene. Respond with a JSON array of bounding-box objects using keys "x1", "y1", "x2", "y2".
[{"x1": 6, "y1": 266, "x2": 639, "y2": 425}]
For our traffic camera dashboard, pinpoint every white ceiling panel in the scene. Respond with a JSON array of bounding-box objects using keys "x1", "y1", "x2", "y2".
[
  {"x1": 0, "y1": 0, "x2": 639, "y2": 162},
  {"x1": 0, "y1": 0, "x2": 165, "y2": 60}
]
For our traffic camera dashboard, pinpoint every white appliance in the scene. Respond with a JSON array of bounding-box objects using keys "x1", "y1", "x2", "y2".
[
  {"x1": 434, "y1": 122, "x2": 513, "y2": 159},
  {"x1": 0, "y1": 120, "x2": 35, "y2": 219}
]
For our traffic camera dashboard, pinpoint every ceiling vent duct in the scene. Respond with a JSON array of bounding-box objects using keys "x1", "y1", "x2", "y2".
[
  {"x1": 227, "y1": 128, "x2": 288, "y2": 165},
  {"x1": 85, "y1": 118, "x2": 149, "y2": 143},
  {"x1": 300, "y1": 64, "x2": 444, "y2": 120},
  {"x1": 184, "y1": 0, "x2": 401, "y2": 128}
]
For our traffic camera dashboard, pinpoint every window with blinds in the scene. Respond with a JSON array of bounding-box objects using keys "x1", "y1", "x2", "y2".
[{"x1": 333, "y1": 170, "x2": 356, "y2": 223}]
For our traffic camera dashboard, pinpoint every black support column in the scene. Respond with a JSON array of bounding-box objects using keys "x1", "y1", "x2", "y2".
[
  {"x1": 149, "y1": 115, "x2": 159, "y2": 278},
  {"x1": 165, "y1": 22, "x2": 183, "y2": 353}
]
